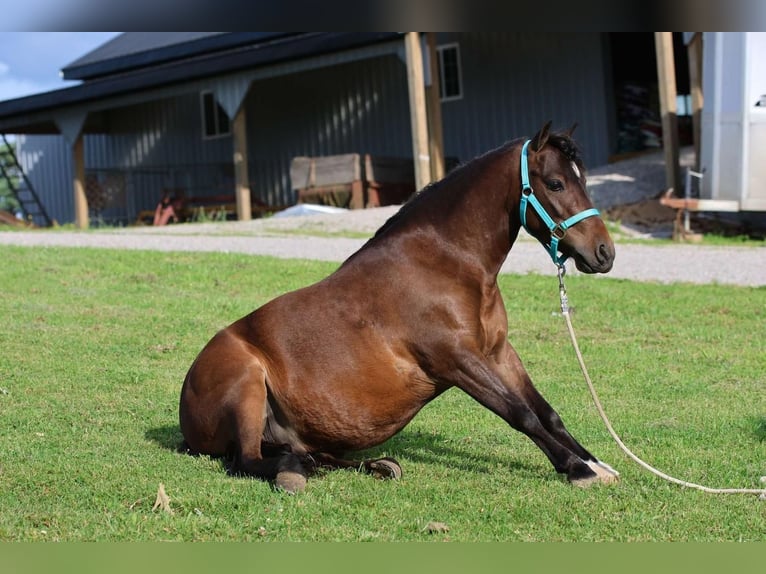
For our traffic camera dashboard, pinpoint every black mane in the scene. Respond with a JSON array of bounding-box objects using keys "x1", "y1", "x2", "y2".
[
  {"x1": 370, "y1": 130, "x2": 584, "y2": 241},
  {"x1": 546, "y1": 132, "x2": 584, "y2": 171}
]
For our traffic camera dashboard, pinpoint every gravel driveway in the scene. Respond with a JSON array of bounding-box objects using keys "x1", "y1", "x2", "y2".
[{"x1": 2, "y1": 205, "x2": 765, "y2": 287}]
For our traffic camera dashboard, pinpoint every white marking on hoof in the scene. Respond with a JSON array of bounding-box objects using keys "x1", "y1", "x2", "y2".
[
  {"x1": 586, "y1": 459, "x2": 620, "y2": 482},
  {"x1": 592, "y1": 460, "x2": 620, "y2": 477},
  {"x1": 571, "y1": 460, "x2": 620, "y2": 487}
]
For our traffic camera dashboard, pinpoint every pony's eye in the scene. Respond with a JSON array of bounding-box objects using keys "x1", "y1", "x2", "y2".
[{"x1": 546, "y1": 179, "x2": 564, "y2": 192}]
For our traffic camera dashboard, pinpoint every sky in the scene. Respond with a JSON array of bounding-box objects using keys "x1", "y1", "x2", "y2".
[{"x1": 0, "y1": 32, "x2": 121, "y2": 102}]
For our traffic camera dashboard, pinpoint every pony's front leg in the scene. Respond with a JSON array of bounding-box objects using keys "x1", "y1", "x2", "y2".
[
  {"x1": 507, "y1": 372, "x2": 620, "y2": 487},
  {"x1": 447, "y1": 345, "x2": 618, "y2": 486}
]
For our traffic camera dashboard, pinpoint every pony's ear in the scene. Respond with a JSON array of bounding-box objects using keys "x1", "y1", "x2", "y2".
[
  {"x1": 530, "y1": 120, "x2": 552, "y2": 151},
  {"x1": 565, "y1": 122, "x2": 578, "y2": 137}
]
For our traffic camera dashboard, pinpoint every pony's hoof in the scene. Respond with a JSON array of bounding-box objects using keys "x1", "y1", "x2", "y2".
[
  {"x1": 368, "y1": 457, "x2": 402, "y2": 480},
  {"x1": 570, "y1": 460, "x2": 619, "y2": 488},
  {"x1": 275, "y1": 470, "x2": 307, "y2": 493}
]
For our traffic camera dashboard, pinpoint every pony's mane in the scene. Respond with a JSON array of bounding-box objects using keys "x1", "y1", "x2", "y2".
[
  {"x1": 370, "y1": 131, "x2": 584, "y2": 240},
  {"x1": 545, "y1": 131, "x2": 584, "y2": 170}
]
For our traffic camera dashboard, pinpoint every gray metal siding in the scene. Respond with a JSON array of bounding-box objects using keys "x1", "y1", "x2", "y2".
[
  {"x1": 19, "y1": 93, "x2": 235, "y2": 225},
  {"x1": 16, "y1": 134, "x2": 73, "y2": 226},
  {"x1": 245, "y1": 54, "x2": 412, "y2": 206},
  {"x1": 91, "y1": 95, "x2": 235, "y2": 216},
  {"x1": 437, "y1": 33, "x2": 611, "y2": 170},
  {"x1": 20, "y1": 54, "x2": 412, "y2": 222},
  {"x1": 17, "y1": 33, "x2": 613, "y2": 225}
]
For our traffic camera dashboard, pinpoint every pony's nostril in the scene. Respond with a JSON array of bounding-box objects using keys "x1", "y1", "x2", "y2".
[{"x1": 597, "y1": 243, "x2": 612, "y2": 263}]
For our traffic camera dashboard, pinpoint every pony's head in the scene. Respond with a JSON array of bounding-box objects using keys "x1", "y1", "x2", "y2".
[{"x1": 519, "y1": 121, "x2": 615, "y2": 273}]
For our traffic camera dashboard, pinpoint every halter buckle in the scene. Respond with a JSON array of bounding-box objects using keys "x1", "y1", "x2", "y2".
[{"x1": 551, "y1": 224, "x2": 567, "y2": 240}]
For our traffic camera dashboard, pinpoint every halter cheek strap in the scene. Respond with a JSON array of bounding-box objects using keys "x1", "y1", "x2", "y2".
[{"x1": 519, "y1": 139, "x2": 600, "y2": 266}]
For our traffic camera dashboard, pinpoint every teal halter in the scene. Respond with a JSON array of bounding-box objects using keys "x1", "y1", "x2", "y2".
[{"x1": 519, "y1": 139, "x2": 600, "y2": 266}]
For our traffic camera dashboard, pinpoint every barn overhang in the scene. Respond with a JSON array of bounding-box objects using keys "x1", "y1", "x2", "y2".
[
  {"x1": 0, "y1": 32, "x2": 445, "y2": 230},
  {"x1": 0, "y1": 33, "x2": 404, "y2": 136}
]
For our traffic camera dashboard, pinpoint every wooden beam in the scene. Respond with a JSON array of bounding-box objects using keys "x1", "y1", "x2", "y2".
[
  {"x1": 654, "y1": 32, "x2": 681, "y2": 194},
  {"x1": 72, "y1": 133, "x2": 88, "y2": 229},
  {"x1": 404, "y1": 32, "x2": 432, "y2": 192},
  {"x1": 232, "y1": 105, "x2": 251, "y2": 221},
  {"x1": 686, "y1": 32, "x2": 704, "y2": 171},
  {"x1": 425, "y1": 33, "x2": 445, "y2": 182},
  {"x1": 659, "y1": 189, "x2": 739, "y2": 212}
]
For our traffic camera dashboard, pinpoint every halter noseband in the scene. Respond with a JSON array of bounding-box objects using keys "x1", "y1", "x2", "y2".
[{"x1": 519, "y1": 139, "x2": 600, "y2": 266}]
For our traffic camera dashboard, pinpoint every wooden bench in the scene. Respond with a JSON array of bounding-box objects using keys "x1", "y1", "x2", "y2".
[{"x1": 290, "y1": 154, "x2": 416, "y2": 209}]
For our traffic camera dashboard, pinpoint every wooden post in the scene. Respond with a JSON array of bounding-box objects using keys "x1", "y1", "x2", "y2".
[
  {"x1": 350, "y1": 179, "x2": 365, "y2": 209},
  {"x1": 72, "y1": 133, "x2": 88, "y2": 229},
  {"x1": 232, "y1": 105, "x2": 251, "y2": 221},
  {"x1": 655, "y1": 32, "x2": 681, "y2": 194},
  {"x1": 425, "y1": 33, "x2": 445, "y2": 182},
  {"x1": 687, "y1": 32, "x2": 704, "y2": 171},
  {"x1": 404, "y1": 32, "x2": 432, "y2": 192}
]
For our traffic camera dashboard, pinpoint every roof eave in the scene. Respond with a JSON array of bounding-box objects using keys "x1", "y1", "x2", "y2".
[
  {"x1": 0, "y1": 32, "x2": 404, "y2": 135},
  {"x1": 61, "y1": 32, "x2": 299, "y2": 81}
]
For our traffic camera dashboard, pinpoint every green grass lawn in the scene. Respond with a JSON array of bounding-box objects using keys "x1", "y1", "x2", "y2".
[{"x1": 1, "y1": 245, "x2": 764, "y2": 541}]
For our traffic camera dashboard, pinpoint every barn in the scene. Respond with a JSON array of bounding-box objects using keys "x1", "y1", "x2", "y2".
[{"x1": 0, "y1": 32, "x2": 693, "y2": 228}]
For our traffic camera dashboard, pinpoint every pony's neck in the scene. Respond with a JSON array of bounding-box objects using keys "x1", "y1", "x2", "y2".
[
  {"x1": 372, "y1": 141, "x2": 523, "y2": 277},
  {"x1": 430, "y1": 142, "x2": 522, "y2": 276}
]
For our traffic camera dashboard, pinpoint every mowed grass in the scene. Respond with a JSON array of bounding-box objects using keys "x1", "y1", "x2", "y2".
[{"x1": 1, "y1": 245, "x2": 764, "y2": 542}]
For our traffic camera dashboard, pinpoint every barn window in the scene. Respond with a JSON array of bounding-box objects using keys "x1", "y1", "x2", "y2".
[
  {"x1": 437, "y1": 43, "x2": 463, "y2": 102},
  {"x1": 201, "y1": 91, "x2": 231, "y2": 138}
]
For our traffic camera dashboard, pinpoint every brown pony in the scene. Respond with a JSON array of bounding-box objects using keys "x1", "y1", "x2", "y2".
[{"x1": 179, "y1": 122, "x2": 618, "y2": 492}]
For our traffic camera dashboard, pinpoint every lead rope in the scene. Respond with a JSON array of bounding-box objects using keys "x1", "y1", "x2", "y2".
[{"x1": 556, "y1": 264, "x2": 766, "y2": 498}]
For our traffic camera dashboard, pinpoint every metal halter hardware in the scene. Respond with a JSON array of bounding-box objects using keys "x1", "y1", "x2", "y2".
[{"x1": 519, "y1": 139, "x2": 600, "y2": 266}]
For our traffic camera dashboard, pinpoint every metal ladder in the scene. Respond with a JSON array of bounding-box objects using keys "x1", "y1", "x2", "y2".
[{"x1": 0, "y1": 134, "x2": 53, "y2": 227}]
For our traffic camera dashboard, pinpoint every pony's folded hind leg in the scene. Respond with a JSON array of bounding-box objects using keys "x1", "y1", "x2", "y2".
[
  {"x1": 240, "y1": 455, "x2": 308, "y2": 493},
  {"x1": 236, "y1": 444, "x2": 309, "y2": 494},
  {"x1": 231, "y1": 385, "x2": 308, "y2": 493},
  {"x1": 308, "y1": 453, "x2": 403, "y2": 481},
  {"x1": 365, "y1": 457, "x2": 403, "y2": 480}
]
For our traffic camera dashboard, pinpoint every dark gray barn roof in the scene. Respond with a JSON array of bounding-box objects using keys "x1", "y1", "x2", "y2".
[
  {"x1": 62, "y1": 32, "x2": 293, "y2": 80},
  {"x1": 0, "y1": 32, "x2": 403, "y2": 134}
]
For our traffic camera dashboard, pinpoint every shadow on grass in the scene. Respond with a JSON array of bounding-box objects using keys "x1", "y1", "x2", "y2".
[
  {"x1": 370, "y1": 430, "x2": 541, "y2": 478},
  {"x1": 145, "y1": 425, "x2": 185, "y2": 452},
  {"x1": 752, "y1": 415, "x2": 766, "y2": 443},
  {"x1": 145, "y1": 424, "x2": 541, "y2": 478}
]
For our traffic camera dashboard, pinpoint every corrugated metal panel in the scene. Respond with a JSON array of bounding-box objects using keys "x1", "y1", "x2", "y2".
[
  {"x1": 437, "y1": 33, "x2": 611, "y2": 170},
  {"x1": 240, "y1": 33, "x2": 612, "y2": 205},
  {"x1": 86, "y1": 94, "x2": 236, "y2": 222},
  {"x1": 18, "y1": 33, "x2": 613, "y2": 225},
  {"x1": 246, "y1": 54, "x2": 412, "y2": 206},
  {"x1": 17, "y1": 134, "x2": 73, "y2": 226},
  {"x1": 20, "y1": 93, "x2": 237, "y2": 225}
]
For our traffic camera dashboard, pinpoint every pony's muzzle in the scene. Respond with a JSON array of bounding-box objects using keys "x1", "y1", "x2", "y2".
[
  {"x1": 593, "y1": 241, "x2": 615, "y2": 273},
  {"x1": 573, "y1": 240, "x2": 615, "y2": 274}
]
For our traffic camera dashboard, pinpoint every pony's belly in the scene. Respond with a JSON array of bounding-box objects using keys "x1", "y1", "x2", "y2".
[{"x1": 276, "y1": 367, "x2": 434, "y2": 453}]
